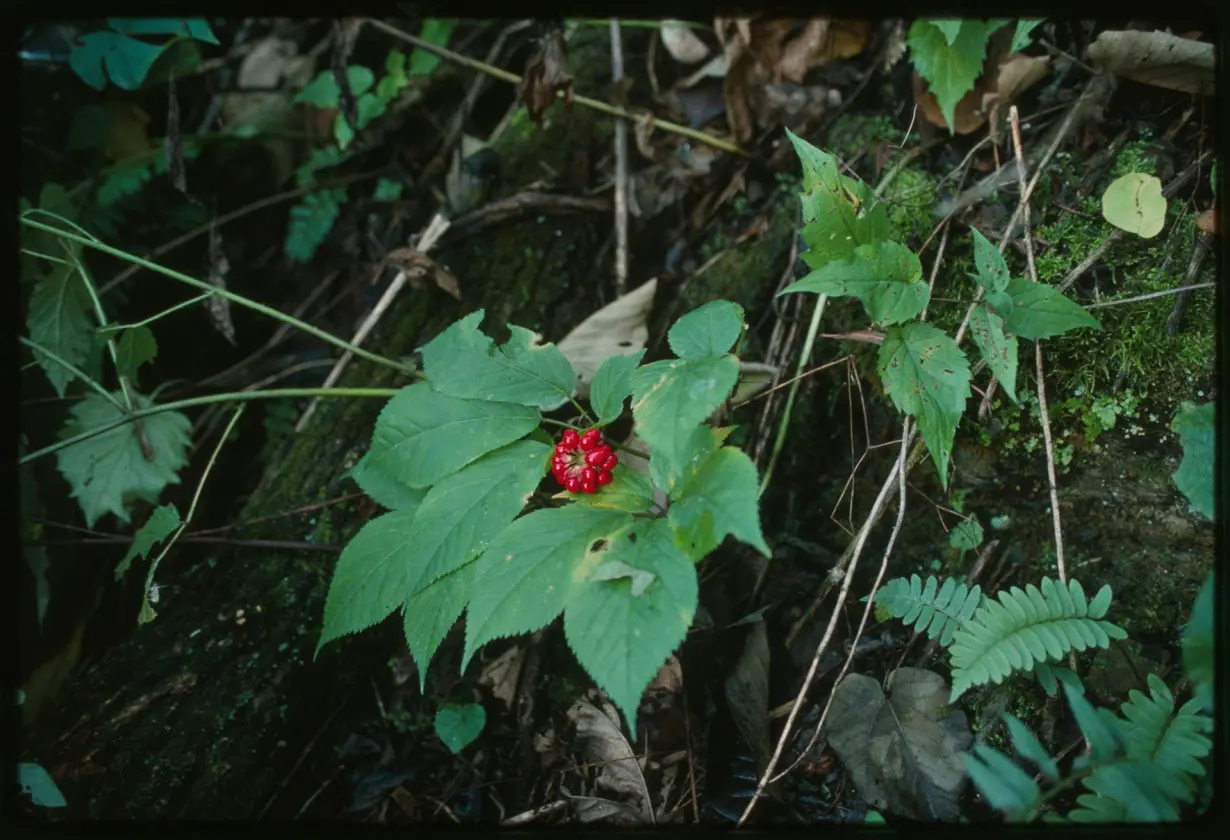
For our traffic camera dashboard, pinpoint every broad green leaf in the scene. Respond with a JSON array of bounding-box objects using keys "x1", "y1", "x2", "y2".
[
  {"x1": 1001, "y1": 277, "x2": 1101, "y2": 340},
  {"x1": 22, "y1": 183, "x2": 81, "y2": 283},
  {"x1": 1010, "y1": 19, "x2": 1044, "y2": 54},
  {"x1": 55, "y1": 391, "x2": 191, "y2": 527},
  {"x1": 669, "y1": 447, "x2": 770, "y2": 559},
  {"x1": 376, "y1": 50, "x2": 409, "y2": 101},
  {"x1": 294, "y1": 66, "x2": 376, "y2": 108},
  {"x1": 878, "y1": 324, "x2": 971, "y2": 488},
  {"x1": 404, "y1": 563, "x2": 471, "y2": 688},
  {"x1": 420, "y1": 310, "x2": 576, "y2": 410},
  {"x1": 563, "y1": 519, "x2": 698, "y2": 739},
  {"x1": 18, "y1": 763, "x2": 67, "y2": 808},
  {"x1": 408, "y1": 440, "x2": 550, "y2": 590},
  {"x1": 779, "y1": 240, "x2": 927, "y2": 325},
  {"x1": 590, "y1": 350, "x2": 645, "y2": 425},
  {"x1": 565, "y1": 466, "x2": 656, "y2": 514},
  {"x1": 106, "y1": 18, "x2": 219, "y2": 44},
  {"x1": 27, "y1": 264, "x2": 95, "y2": 397},
  {"x1": 69, "y1": 31, "x2": 167, "y2": 90},
  {"x1": 785, "y1": 129, "x2": 891, "y2": 264},
  {"x1": 968, "y1": 304, "x2": 1019, "y2": 404},
  {"x1": 1182, "y1": 572, "x2": 1213, "y2": 712},
  {"x1": 367, "y1": 383, "x2": 540, "y2": 489},
  {"x1": 986, "y1": 289, "x2": 1015, "y2": 318},
  {"x1": 409, "y1": 19, "x2": 455, "y2": 76},
  {"x1": 630, "y1": 356, "x2": 739, "y2": 466},
  {"x1": 1002, "y1": 713, "x2": 1059, "y2": 781},
  {"x1": 930, "y1": 20, "x2": 965, "y2": 46},
  {"x1": 317, "y1": 509, "x2": 419, "y2": 654},
  {"x1": 908, "y1": 19, "x2": 993, "y2": 133},
  {"x1": 463, "y1": 507, "x2": 632, "y2": 668},
  {"x1": 1171, "y1": 401, "x2": 1213, "y2": 519},
  {"x1": 968, "y1": 226, "x2": 1010, "y2": 294},
  {"x1": 1102, "y1": 172, "x2": 1166, "y2": 238},
  {"x1": 650, "y1": 424, "x2": 732, "y2": 498},
  {"x1": 668, "y1": 300, "x2": 746, "y2": 359},
  {"x1": 115, "y1": 325, "x2": 157, "y2": 386},
  {"x1": 115, "y1": 504, "x2": 181, "y2": 580},
  {"x1": 949, "y1": 516, "x2": 984, "y2": 551},
  {"x1": 435, "y1": 702, "x2": 485, "y2": 753},
  {"x1": 347, "y1": 450, "x2": 427, "y2": 511}
]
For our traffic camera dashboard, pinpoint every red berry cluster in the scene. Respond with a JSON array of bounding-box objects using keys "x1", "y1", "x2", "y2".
[{"x1": 552, "y1": 428, "x2": 618, "y2": 494}]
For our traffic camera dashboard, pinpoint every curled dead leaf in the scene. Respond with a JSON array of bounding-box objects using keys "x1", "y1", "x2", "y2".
[
  {"x1": 566, "y1": 693, "x2": 653, "y2": 824},
  {"x1": 660, "y1": 21, "x2": 710, "y2": 64},
  {"x1": 1087, "y1": 29, "x2": 1214, "y2": 95},
  {"x1": 521, "y1": 27, "x2": 574, "y2": 124},
  {"x1": 478, "y1": 645, "x2": 525, "y2": 712},
  {"x1": 556, "y1": 279, "x2": 657, "y2": 397}
]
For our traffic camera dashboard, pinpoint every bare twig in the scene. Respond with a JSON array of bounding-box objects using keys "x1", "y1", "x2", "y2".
[
  {"x1": 1165, "y1": 232, "x2": 1213, "y2": 334},
  {"x1": 610, "y1": 20, "x2": 629, "y2": 296},
  {"x1": 1087, "y1": 281, "x2": 1215, "y2": 311}
]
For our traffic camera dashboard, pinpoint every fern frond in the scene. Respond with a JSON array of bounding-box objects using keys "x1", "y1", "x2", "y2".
[
  {"x1": 1068, "y1": 760, "x2": 1183, "y2": 822},
  {"x1": 873, "y1": 574, "x2": 983, "y2": 647},
  {"x1": 1117, "y1": 674, "x2": 1212, "y2": 792},
  {"x1": 285, "y1": 187, "x2": 346, "y2": 263},
  {"x1": 948, "y1": 578, "x2": 1127, "y2": 701}
]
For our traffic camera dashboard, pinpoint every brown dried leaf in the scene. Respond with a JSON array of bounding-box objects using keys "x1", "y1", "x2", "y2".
[
  {"x1": 478, "y1": 645, "x2": 524, "y2": 712},
  {"x1": 660, "y1": 21, "x2": 710, "y2": 64},
  {"x1": 205, "y1": 228, "x2": 235, "y2": 345},
  {"x1": 386, "y1": 247, "x2": 462, "y2": 300},
  {"x1": 104, "y1": 102, "x2": 151, "y2": 162},
  {"x1": 986, "y1": 53, "x2": 1051, "y2": 108},
  {"x1": 1195, "y1": 209, "x2": 1218, "y2": 235},
  {"x1": 1087, "y1": 29, "x2": 1214, "y2": 95},
  {"x1": 913, "y1": 28, "x2": 1025, "y2": 135},
  {"x1": 566, "y1": 693, "x2": 653, "y2": 823},
  {"x1": 521, "y1": 27, "x2": 574, "y2": 124},
  {"x1": 556, "y1": 278, "x2": 656, "y2": 398}
]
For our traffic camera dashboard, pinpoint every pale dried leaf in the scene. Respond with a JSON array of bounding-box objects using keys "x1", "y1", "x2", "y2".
[
  {"x1": 478, "y1": 645, "x2": 524, "y2": 712},
  {"x1": 723, "y1": 620, "x2": 772, "y2": 774},
  {"x1": 678, "y1": 53, "x2": 730, "y2": 89},
  {"x1": 824, "y1": 667, "x2": 972, "y2": 821},
  {"x1": 222, "y1": 37, "x2": 313, "y2": 130},
  {"x1": 660, "y1": 22, "x2": 710, "y2": 64},
  {"x1": 1087, "y1": 30, "x2": 1214, "y2": 95},
  {"x1": 882, "y1": 21, "x2": 908, "y2": 72},
  {"x1": 566, "y1": 694, "x2": 653, "y2": 823},
  {"x1": 778, "y1": 19, "x2": 831, "y2": 83},
  {"x1": 521, "y1": 27, "x2": 574, "y2": 123},
  {"x1": 565, "y1": 791, "x2": 646, "y2": 824},
  {"x1": 556, "y1": 278, "x2": 656, "y2": 398},
  {"x1": 988, "y1": 53, "x2": 1051, "y2": 107},
  {"x1": 648, "y1": 655, "x2": 683, "y2": 694}
]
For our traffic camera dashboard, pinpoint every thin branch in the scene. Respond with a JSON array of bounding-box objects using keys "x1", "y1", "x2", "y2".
[
  {"x1": 1085, "y1": 281, "x2": 1215, "y2": 310},
  {"x1": 610, "y1": 20, "x2": 629, "y2": 297}
]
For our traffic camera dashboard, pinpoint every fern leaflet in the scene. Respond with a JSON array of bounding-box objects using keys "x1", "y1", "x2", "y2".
[
  {"x1": 874, "y1": 573, "x2": 983, "y2": 646},
  {"x1": 285, "y1": 187, "x2": 346, "y2": 263}
]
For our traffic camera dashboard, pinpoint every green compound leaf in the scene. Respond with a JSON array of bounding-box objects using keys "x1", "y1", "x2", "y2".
[
  {"x1": 347, "y1": 450, "x2": 427, "y2": 512},
  {"x1": 969, "y1": 226, "x2": 1010, "y2": 294},
  {"x1": 435, "y1": 702, "x2": 485, "y2": 753},
  {"x1": 294, "y1": 66, "x2": 376, "y2": 108},
  {"x1": 115, "y1": 325, "x2": 158, "y2": 386},
  {"x1": 964, "y1": 744, "x2": 1042, "y2": 817},
  {"x1": 949, "y1": 515, "x2": 984, "y2": 551},
  {"x1": 1101, "y1": 172, "x2": 1167, "y2": 238},
  {"x1": 1182, "y1": 572, "x2": 1213, "y2": 713},
  {"x1": 1003, "y1": 712, "x2": 1059, "y2": 781},
  {"x1": 631, "y1": 356, "x2": 739, "y2": 467},
  {"x1": 968, "y1": 304, "x2": 1019, "y2": 404},
  {"x1": 565, "y1": 466, "x2": 656, "y2": 514},
  {"x1": 1010, "y1": 19, "x2": 1044, "y2": 54},
  {"x1": 650, "y1": 425, "x2": 732, "y2": 499},
  {"x1": 106, "y1": 18, "x2": 219, "y2": 44},
  {"x1": 366, "y1": 383, "x2": 541, "y2": 489},
  {"x1": 317, "y1": 508, "x2": 419, "y2": 654},
  {"x1": 409, "y1": 19, "x2": 456, "y2": 76},
  {"x1": 55, "y1": 391, "x2": 191, "y2": 528},
  {"x1": 667, "y1": 300, "x2": 746, "y2": 359},
  {"x1": 1001, "y1": 277, "x2": 1101, "y2": 340},
  {"x1": 669, "y1": 447, "x2": 770, "y2": 560},
  {"x1": 376, "y1": 50, "x2": 409, "y2": 102},
  {"x1": 420, "y1": 310, "x2": 577, "y2": 410},
  {"x1": 27, "y1": 263, "x2": 95, "y2": 397},
  {"x1": 908, "y1": 19, "x2": 994, "y2": 134},
  {"x1": 877, "y1": 323, "x2": 971, "y2": 488},
  {"x1": 68, "y1": 31, "x2": 168, "y2": 90},
  {"x1": 463, "y1": 507, "x2": 632, "y2": 669},
  {"x1": 1171, "y1": 401, "x2": 1214, "y2": 519},
  {"x1": 404, "y1": 564, "x2": 471, "y2": 688},
  {"x1": 785, "y1": 129, "x2": 891, "y2": 265},
  {"x1": 284, "y1": 187, "x2": 345, "y2": 263},
  {"x1": 114, "y1": 504, "x2": 181, "y2": 581},
  {"x1": 780, "y1": 240, "x2": 927, "y2": 326},
  {"x1": 564, "y1": 518, "x2": 698, "y2": 740},
  {"x1": 589, "y1": 350, "x2": 645, "y2": 425}
]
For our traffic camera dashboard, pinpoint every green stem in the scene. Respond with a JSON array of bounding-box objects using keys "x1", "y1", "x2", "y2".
[
  {"x1": 99, "y1": 294, "x2": 213, "y2": 333},
  {"x1": 20, "y1": 218, "x2": 417, "y2": 376},
  {"x1": 19, "y1": 387, "x2": 398, "y2": 466},
  {"x1": 19, "y1": 337, "x2": 122, "y2": 410},
  {"x1": 759, "y1": 294, "x2": 828, "y2": 496},
  {"x1": 566, "y1": 18, "x2": 712, "y2": 30}
]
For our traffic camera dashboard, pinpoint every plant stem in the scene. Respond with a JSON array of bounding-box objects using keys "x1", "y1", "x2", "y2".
[
  {"x1": 759, "y1": 294, "x2": 828, "y2": 496},
  {"x1": 19, "y1": 337, "x2": 123, "y2": 410},
  {"x1": 19, "y1": 387, "x2": 398, "y2": 466},
  {"x1": 100, "y1": 293, "x2": 214, "y2": 332},
  {"x1": 21, "y1": 218, "x2": 417, "y2": 376}
]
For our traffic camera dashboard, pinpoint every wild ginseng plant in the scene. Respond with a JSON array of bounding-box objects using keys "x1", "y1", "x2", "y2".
[{"x1": 316, "y1": 304, "x2": 770, "y2": 738}]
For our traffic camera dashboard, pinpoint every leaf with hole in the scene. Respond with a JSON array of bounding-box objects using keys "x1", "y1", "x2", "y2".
[
  {"x1": 1101, "y1": 172, "x2": 1167, "y2": 238},
  {"x1": 780, "y1": 240, "x2": 928, "y2": 325},
  {"x1": 968, "y1": 305, "x2": 1019, "y2": 404},
  {"x1": 968, "y1": 226, "x2": 1010, "y2": 294},
  {"x1": 1001, "y1": 277, "x2": 1101, "y2": 340}
]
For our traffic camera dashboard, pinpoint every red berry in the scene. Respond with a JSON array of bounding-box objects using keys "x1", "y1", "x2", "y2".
[
  {"x1": 566, "y1": 476, "x2": 582, "y2": 493},
  {"x1": 582, "y1": 479, "x2": 597, "y2": 494},
  {"x1": 597, "y1": 470, "x2": 613, "y2": 486},
  {"x1": 562, "y1": 429, "x2": 580, "y2": 447},
  {"x1": 581, "y1": 467, "x2": 596, "y2": 483},
  {"x1": 584, "y1": 446, "x2": 611, "y2": 467},
  {"x1": 555, "y1": 443, "x2": 572, "y2": 456},
  {"x1": 602, "y1": 454, "x2": 619, "y2": 471},
  {"x1": 580, "y1": 429, "x2": 602, "y2": 451}
]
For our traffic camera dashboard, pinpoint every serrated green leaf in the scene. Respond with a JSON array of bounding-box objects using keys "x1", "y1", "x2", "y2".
[
  {"x1": 1171, "y1": 401, "x2": 1213, "y2": 519},
  {"x1": 877, "y1": 323, "x2": 971, "y2": 487},
  {"x1": 464, "y1": 507, "x2": 631, "y2": 668},
  {"x1": 969, "y1": 226, "x2": 1010, "y2": 294},
  {"x1": 347, "y1": 450, "x2": 427, "y2": 511},
  {"x1": 1182, "y1": 572, "x2": 1213, "y2": 712},
  {"x1": 986, "y1": 289, "x2": 1015, "y2": 317},
  {"x1": 949, "y1": 516, "x2": 984, "y2": 551},
  {"x1": 668, "y1": 300, "x2": 746, "y2": 359},
  {"x1": 376, "y1": 50, "x2": 409, "y2": 101},
  {"x1": 404, "y1": 563, "x2": 471, "y2": 688},
  {"x1": 1010, "y1": 19, "x2": 1044, "y2": 54},
  {"x1": 410, "y1": 19, "x2": 455, "y2": 76},
  {"x1": 115, "y1": 504, "x2": 181, "y2": 580},
  {"x1": 1102, "y1": 172, "x2": 1166, "y2": 238},
  {"x1": 27, "y1": 263, "x2": 95, "y2": 397},
  {"x1": 419, "y1": 311, "x2": 576, "y2": 410},
  {"x1": 367, "y1": 383, "x2": 540, "y2": 489},
  {"x1": 115, "y1": 325, "x2": 157, "y2": 386},
  {"x1": 590, "y1": 350, "x2": 645, "y2": 424},
  {"x1": 435, "y1": 702, "x2": 485, "y2": 753},
  {"x1": 294, "y1": 66, "x2": 375, "y2": 108},
  {"x1": 968, "y1": 304, "x2": 1019, "y2": 404},
  {"x1": 564, "y1": 519, "x2": 697, "y2": 739},
  {"x1": 669, "y1": 447, "x2": 770, "y2": 560},
  {"x1": 69, "y1": 31, "x2": 167, "y2": 91},
  {"x1": 780, "y1": 240, "x2": 927, "y2": 325},
  {"x1": 908, "y1": 19, "x2": 993, "y2": 133},
  {"x1": 317, "y1": 508, "x2": 419, "y2": 654},
  {"x1": 631, "y1": 356, "x2": 739, "y2": 467},
  {"x1": 930, "y1": 20, "x2": 965, "y2": 46},
  {"x1": 55, "y1": 391, "x2": 191, "y2": 527},
  {"x1": 1001, "y1": 277, "x2": 1101, "y2": 340},
  {"x1": 18, "y1": 762, "x2": 67, "y2": 808},
  {"x1": 650, "y1": 424, "x2": 731, "y2": 498},
  {"x1": 566, "y1": 466, "x2": 656, "y2": 514},
  {"x1": 106, "y1": 18, "x2": 219, "y2": 44}
]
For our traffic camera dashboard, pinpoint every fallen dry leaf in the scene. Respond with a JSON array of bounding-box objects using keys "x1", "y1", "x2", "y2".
[
  {"x1": 521, "y1": 27, "x2": 574, "y2": 124},
  {"x1": 988, "y1": 53, "x2": 1051, "y2": 108},
  {"x1": 1087, "y1": 29, "x2": 1214, "y2": 95},
  {"x1": 386, "y1": 247, "x2": 462, "y2": 300},
  {"x1": 478, "y1": 645, "x2": 524, "y2": 712},
  {"x1": 104, "y1": 102, "x2": 150, "y2": 162},
  {"x1": 221, "y1": 36, "x2": 315, "y2": 130},
  {"x1": 556, "y1": 278, "x2": 656, "y2": 398},
  {"x1": 566, "y1": 693, "x2": 654, "y2": 824},
  {"x1": 205, "y1": 227, "x2": 236, "y2": 345},
  {"x1": 660, "y1": 21, "x2": 710, "y2": 64}
]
